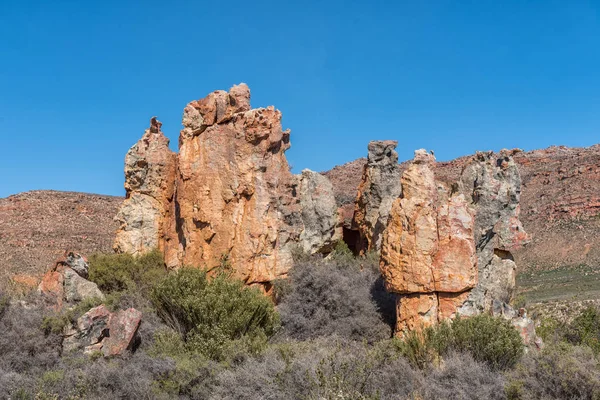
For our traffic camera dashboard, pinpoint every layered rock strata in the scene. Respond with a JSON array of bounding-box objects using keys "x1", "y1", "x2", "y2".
[
  {"x1": 380, "y1": 150, "x2": 478, "y2": 335},
  {"x1": 352, "y1": 141, "x2": 402, "y2": 254}
]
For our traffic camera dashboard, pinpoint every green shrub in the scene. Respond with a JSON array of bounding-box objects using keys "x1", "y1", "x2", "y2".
[
  {"x1": 565, "y1": 306, "x2": 600, "y2": 353},
  {"x1": 397, "y1": 314, "x2": 524, "y2": 371},
  {"x1": 88, "y1": 249, "x2": 167, "y2": 294},
  {"x1": 151, "y1": 268, "x2": 279, "y2": 360}
]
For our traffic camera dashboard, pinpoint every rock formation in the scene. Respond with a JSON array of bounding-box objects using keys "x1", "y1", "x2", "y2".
[
  {"x1": 164, "y1": 84, "x2": 301, "y2": 284},
  {"x1": 353, "y1": 141, "x2": 402, "y2": 254},
  {"x1": 298, "y1": 169, "x2": 341, "y2": 254},
  {"x1": 456, "y1": 151, "x2": 529, "y2": 315},
  {"x1": 38, "y1": 252, "x2": 104, "y2": 309},
  {"x1": 380, "y1": 150, "x2": 478, "y2": 335},
  {"x1": 115, "y1": 84, "x2": 347, "y2": 286},
  {"x1": 113, "y1": 117, "x2": 177, "y2": 256}
]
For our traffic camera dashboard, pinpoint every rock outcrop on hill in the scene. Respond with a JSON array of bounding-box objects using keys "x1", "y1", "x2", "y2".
[
  {"x1": 113, "y1": 117, "x2": 177, "y2": 257},
  {"x1": 114, "y1": 84, "x2": 343, "y2": 286},
  {"x1": 353, "y1": 141, "x2": 402, "y2": 254},
  {"x1": 380, "y1": 150, "x2": 478, "y2": 335}
]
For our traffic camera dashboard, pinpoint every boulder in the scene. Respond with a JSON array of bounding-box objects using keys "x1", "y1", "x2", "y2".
[
  {"x1": 101, "y1": 308, "x2": 143, "y2": 357},
  {"x1": 63, "y1": 305, "x2": 142, "y2": 357},
  {"x1": 353, "y1": 141, "x2": 402, "y2": 253},
  {"x1": 38, "y1": 252, "x2": 104, "y2": 309},
  {"x1": 298, "y1": 169, "x2": 341, "y2": 254}
]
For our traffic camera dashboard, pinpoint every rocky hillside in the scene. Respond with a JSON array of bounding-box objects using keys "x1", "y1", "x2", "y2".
[
  {"x1": 324, "y1": 144, "x2": 600, "y2": 273},
  {"x1": 0, "y1": 190, "x2": 122, "y2": 286}
]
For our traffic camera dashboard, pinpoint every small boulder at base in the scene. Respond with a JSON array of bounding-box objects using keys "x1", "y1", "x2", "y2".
[
  {"x1": 102, "y1": 308, "x2": 143, "y2": 357},
  {"x1": 63, "y1": 305, "x2": 142, "y2": 357}
]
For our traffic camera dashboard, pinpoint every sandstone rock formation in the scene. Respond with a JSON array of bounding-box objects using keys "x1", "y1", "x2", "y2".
[
  {"x1": 165, "y1": 84, "x2": 301, "y2": 284},
  {"x1": 113, "y1": 117, "x2": 177, "y2": 256},
  {"x1": 324, "y1": 144, "x2": 600, "y2": 280},
  {"x1": 115, "y1": 84, "x2": 347, "y2": 286},
  {"x1": 380, "y1": 150, "x2": 478, "y2": 335},
  {"x1": 38, "y1": 252, "x2": 104, "y2": 309},
  {"x1": 456, "y1": 151, "x2": 529, "y2": 316},
  {"x1": 63, "y1": 304, "x2": 142, "y2": 357},
  {"x1": 298, "y1": 169, "x2": 341, "y2": 254},
  {"x1": 352, "y1": 141, "x2": 402, "y2": 254}
]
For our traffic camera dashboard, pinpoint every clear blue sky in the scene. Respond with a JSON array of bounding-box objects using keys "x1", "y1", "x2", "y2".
[{"x1": 1, "y1": 1, "x2": 599, "y2": 198}]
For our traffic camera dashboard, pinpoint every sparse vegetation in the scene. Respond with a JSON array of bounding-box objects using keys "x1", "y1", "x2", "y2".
[{"x1": 4, "y1": 249, "x2": 600, "y2": 399}]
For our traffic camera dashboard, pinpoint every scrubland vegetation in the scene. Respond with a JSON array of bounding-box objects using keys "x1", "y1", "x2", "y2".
[{"x1": 2, "y1": 246, "x2": 600, "y2": 399}]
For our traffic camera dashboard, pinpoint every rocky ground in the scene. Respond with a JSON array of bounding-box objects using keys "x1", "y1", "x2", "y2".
[{"x1": 0, "y1": 190, "x2": 122, "y2": 289}]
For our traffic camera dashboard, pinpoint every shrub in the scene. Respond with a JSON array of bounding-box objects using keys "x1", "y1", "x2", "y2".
[
  {"x1": 151, "y1": 267, "x2": 279, "y2": 360},
  {"x1": 564, "y1": 306, "x2": 600, "y2": 353},
  {"x1": 208, "y1": 338, "x2": 422, "y2": 400},
  {"x1": 88, "y1": 248, "x2": 167, "y2": 294},
  {"x1": 506, "y1": 343, "x2": 600, "y2": 400},
  {"x1": 397, "y1": 314, "x2": 524, "y2": 371},
  {"x1": 0, "y1": 300, "x2": 62, "y2": 374},
  {"x1": 424, "y1": 352, "x2": 506, "y2": 400},
  {"x1": 277, "y1": 255, "x2": 395, "y2": 342}
]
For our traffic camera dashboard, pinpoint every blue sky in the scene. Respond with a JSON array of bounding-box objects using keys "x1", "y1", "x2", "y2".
[{"x1": 1, "y1": 1, "x2": 599, "y2": 198}]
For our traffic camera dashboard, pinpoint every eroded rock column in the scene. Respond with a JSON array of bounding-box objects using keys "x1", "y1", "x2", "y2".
[
  {"x1": 353, "y1": 141, "x2": 402, "y2": 254},
  {"x1": 380, "y1": 150, "x2": 478, "y2": 336}
]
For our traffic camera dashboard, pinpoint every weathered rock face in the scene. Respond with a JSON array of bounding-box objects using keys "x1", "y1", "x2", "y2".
[
  {"x1": 298, "y1": 169, "x2": 341, "y2": 254},
  {"x1": 115, "y1": 85, "x2": 331, "y2": 285},
  {"x1": 63, "y1": 304, "x2": 142, "y2": 357},
  {"x1": 353, "y1": 141, "x2": 402, "y2": 254},
  {"x1": 166, "y1": 84, "x2": 301, "y2": 284},
  {"x1": 380, "y1": 150, "x2": 478, "y2": 336},
  {"x1": 38, "y1": 252, "x2": 104, "y2": 309},
  {"x1": 113, "y1": 117, "x2": 177, "y2": 256},
  {"x1": 457, "y1": 151, "x2": 529, "y2": 316}
]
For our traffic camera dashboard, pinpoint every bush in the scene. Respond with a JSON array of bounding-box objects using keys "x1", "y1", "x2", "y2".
[
  {"x1": 277, "y1": 255, "x2": 395, "y2": 342},
  {"x1": 397, "y1": 314, "x2": 524, "y2": 371},
  {"x1": 207, "y1": 337, "x2": 506, "y2": 400},
  {"x1": 151, "y1": 267, "x2": 279, "y2": 360},
  {"x1": 564, "y1": 306, "x2": 600, "y2": 353},
  {"x1": 88, "y1": 248, "x2": 167, "y2": 294},
  {"x1": 506, "y1": 343, "x2": 600, "y2": 400}
]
